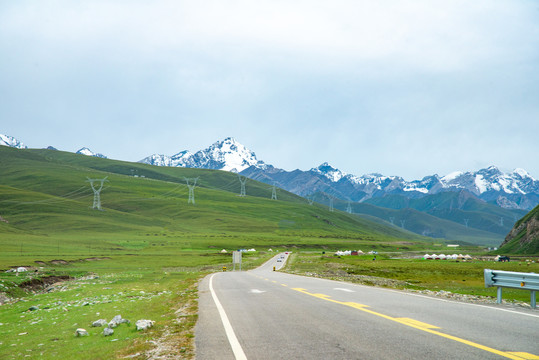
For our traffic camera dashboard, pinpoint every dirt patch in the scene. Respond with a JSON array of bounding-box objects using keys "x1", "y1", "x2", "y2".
[
  {"x1": 0, "y1": 215, "x2": 8, "y2": 223},
  {"x1": 50, "y1": 260, "x2": 69, "y2": 265},
  {"x1": 84, "y1": 257, "x2": 111, "y2": 261},
  {"x1": 34, "y1": 261, "x2": 47, "y2": 266},
  {"x1": 19, "y1": 275, "x2": 72, "y2": 292}
]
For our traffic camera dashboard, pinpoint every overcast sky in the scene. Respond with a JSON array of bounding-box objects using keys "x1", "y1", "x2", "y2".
[{"x1": 1, "y1": 1, "x2": 538, "y2": 180}]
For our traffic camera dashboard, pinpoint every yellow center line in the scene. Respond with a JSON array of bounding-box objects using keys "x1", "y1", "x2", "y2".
[{"x1": 291, "y1": 288, "x2": 536, "y2": 360}]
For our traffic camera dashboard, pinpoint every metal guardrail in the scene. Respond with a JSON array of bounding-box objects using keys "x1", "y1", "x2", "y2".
[{"x1": 484, "y1": 269, "x2": 539, "y2": 308}]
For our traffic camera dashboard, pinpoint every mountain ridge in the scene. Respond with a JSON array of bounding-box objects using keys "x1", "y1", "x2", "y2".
[{"x1": 3, "y1": 133, "x2": 537, "y2": 211}]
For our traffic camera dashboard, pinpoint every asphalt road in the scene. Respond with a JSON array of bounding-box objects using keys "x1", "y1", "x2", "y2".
[{"x1": 195, "y1": 253, "x2": 539, "y2": 359}]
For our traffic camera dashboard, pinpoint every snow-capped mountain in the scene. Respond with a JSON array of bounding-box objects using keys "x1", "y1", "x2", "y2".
[
  {"x1": 139, "y1": 137, "x2": 539, "y2": 210},
  {"x1": 243, "y1": 161, "x2": 539, "y2": 210},
  {"x1": 76, "y1": 147, "x2": 107, "y2": 159},
  {"x1": 0, "y1": 134, "x2": 27, "y2": 149},
  {"x1": 139, "y1": 137, "x2": 268, "y2": 173}
]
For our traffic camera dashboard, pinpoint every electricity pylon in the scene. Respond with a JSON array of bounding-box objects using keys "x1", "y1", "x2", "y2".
[
  {"x1": 184, "y1": 177, "x2": 199, "y2": 205},
  {"x1": 271, "y1": 182, "x2": 277, "y2": 200},
  {"x1": 307, "y1": 195, "x2": 314, "y2": 205},
  {"x1": 400, "y1": 220, "x2": 406, "y2": 229},
  {"x1": 86, "y1": 177, "x2": 108, "y2": 210},
  {"x1": 346, "y1": 201, "x2": 352, "y2": 214},
  {"x1": 389, "y1": 217, "x2": 395, "y2": 225},
  {"x1": 464, "y1": 219, "x2": 469, "y2": 228},
  {"x1": 329, "y1": 197, "x2": 334, "y2": 212},
  {"x1": 238, "y1": 175, "x2": 247, "y2": 197}
]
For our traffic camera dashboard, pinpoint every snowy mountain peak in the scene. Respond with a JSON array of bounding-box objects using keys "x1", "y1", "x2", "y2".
[
  {"x1": 513, "y1": 168, "x2": 533, "y2": 179},
  {"x1": 76, "y1": 147, "x2": 107, "y2": 159},
  {"x1": 0, "y1": 134, "x2": 27, "y2": 149},
  {"x1": 139, "y1": 138, "x2": 267, "y2": 172},
  {"x1": 311, "y1": 163, "x2": 346, "y2": 182}
]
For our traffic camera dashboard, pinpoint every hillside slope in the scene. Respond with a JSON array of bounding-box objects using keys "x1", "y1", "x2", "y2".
[
  {"x1": 498, "y1": 205, "x2": 539, "y2": 254},
  {"x1": 0, "y1": 147, "x2": 430, "y2": 260}
]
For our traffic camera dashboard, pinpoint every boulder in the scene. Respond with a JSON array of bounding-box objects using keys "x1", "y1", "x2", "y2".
[
  {"x1": 75, "y1": 328, "x2": 89, "y2": 337},
  {"x1": 135, "y1": 319, "x2": 154, "y2": 331},
  {"x1": 92, "y1": 319, "x2": 108, "y2": 327},
  {"x1": 109, "y1": 314, "x2": 130, "y2": 328},
  {"x1": 103, "y1": 327, "x2": 114, "y2": 336}
]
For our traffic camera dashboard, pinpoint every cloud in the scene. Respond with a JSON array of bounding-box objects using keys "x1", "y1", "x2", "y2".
[{"x1": 1, "y1": 0, "x2": 538, "y2": 179}]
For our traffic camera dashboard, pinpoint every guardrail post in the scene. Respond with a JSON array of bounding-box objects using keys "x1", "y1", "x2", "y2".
[
  {"x1": 497, "y1": 287, "x2": 503, "y2": 304},
  {"x1": 532, "y1": 291, "x2": 536, "y2": 309}
]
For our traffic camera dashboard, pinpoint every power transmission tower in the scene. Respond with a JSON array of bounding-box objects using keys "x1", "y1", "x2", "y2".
[
  {"x1": 271, "y1": 182, "x2": 277, "y2": 200},
  {"x1": 238, "y1": 175, "x2": 247, "y2": 197},
  {"x1": 184, "y1": 177, "x2": 199, "y2": 205},
  {"x1": 307, "y1": 195, "x2": 314, "y2": 205},
  {"x1": 329, "y1": 197, "x2": 334, "y2": 212},
  {"x1": 346, "y1": 201, "x2": 352, "y2": 214},
  {"x1": 464, "y1": 219, "x2": 469, "y2": 228},
  {"x1": 86, "y1": 177, "x2": 108, "y2": 210},
  {"x1": 500, "y1": 217, "x2": 504, "y2": 227},
  {"x1": 400, "y1": 220, "x2": 406, "y2": 229},
  {"x1": 389, "y1": 217, "x2": 395, "y2": 225}
]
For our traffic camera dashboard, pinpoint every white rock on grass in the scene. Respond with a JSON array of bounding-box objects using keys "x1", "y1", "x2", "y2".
[
  {"x1": 75, "y1": 328, "x2": 89, "y2": 337},
  {"x1": 103, "y1": 327, "x2": 114, "y2": 336},
  {"x1": 135, "y1": 320, "x2": 154, "y2": 331},
  {"x1": 92, "y1": 319, "x2": 108, "y2": 327},
  {"x1": 109, "y1": 315, "x2": 130, "y2": 328}
]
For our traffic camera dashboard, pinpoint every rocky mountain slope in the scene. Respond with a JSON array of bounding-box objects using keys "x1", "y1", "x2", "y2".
[{"x1": 499, "y1": 205, "x2": 539, "y2": 254}]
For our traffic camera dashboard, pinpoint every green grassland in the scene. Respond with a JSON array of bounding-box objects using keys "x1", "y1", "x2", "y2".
[{"x1": 284, "y1": 252, "x2": 539, "y2": 303}]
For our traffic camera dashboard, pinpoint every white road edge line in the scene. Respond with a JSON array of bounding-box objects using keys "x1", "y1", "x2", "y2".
[{"x1": 209, "y1": 273, "x2": 248, "y2": 360}]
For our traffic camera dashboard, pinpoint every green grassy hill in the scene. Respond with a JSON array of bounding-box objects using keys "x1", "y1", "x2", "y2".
[
  {"x1": 307, "y1": 191, "x2": 505, "y2": 246},
  {"x1": 497, "y1": 205, "x2": 539, "y2": 254},
  {"x1": 0, "y1": 146, "x2": 435, "y2": 266}
]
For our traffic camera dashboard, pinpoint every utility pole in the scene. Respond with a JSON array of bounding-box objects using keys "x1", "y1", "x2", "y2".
[
  {"x1": 86, "y1": 177, "x2": 108, "y2": 210},
  {"x1": 238, "y1": 175, "x2": 247, "y2": 197},
  {"x1": 184, "y1": 177, "x2": 199, "y2": 205}
]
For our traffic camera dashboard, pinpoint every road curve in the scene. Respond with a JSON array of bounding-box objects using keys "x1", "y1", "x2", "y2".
[{"x1": 195, "y1": 254, "x2": 539, "y2": 359}]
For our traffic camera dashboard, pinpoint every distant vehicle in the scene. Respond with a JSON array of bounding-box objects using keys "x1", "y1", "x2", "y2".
[
  {"x1": 277, "y1": 259, "x2": 282, "y2": 262},
  {"x1": 497, "y1": 256, "x2": 510, "y2": 262}
]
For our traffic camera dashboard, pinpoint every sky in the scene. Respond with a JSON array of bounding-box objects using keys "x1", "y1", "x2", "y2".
[{"x1": 1, "y1": 0, "x2": 538, "y2": 180}]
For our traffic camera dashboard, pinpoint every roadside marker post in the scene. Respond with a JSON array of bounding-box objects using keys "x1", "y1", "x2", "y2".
[{"x1": 232, "y1": 251, "x2": 242, "y2": 271}]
